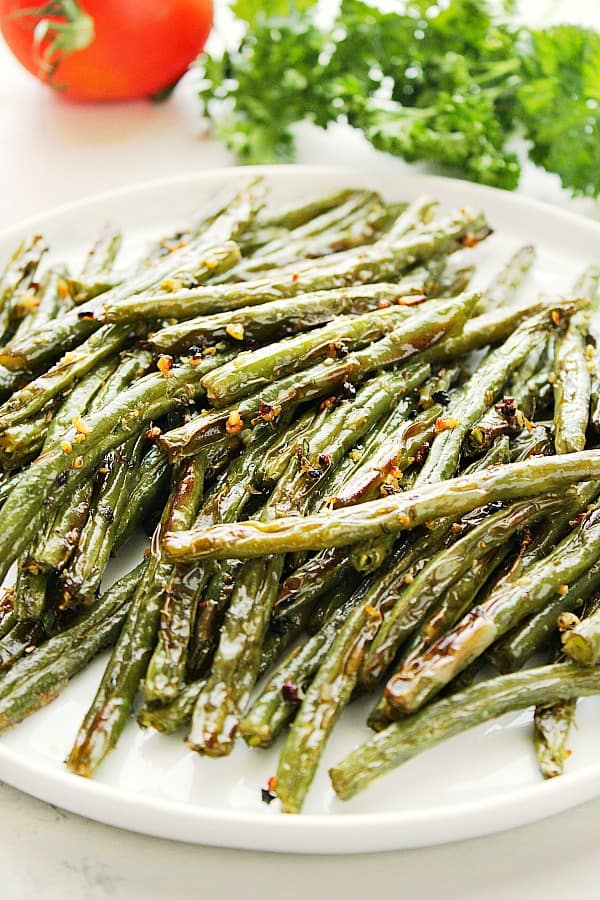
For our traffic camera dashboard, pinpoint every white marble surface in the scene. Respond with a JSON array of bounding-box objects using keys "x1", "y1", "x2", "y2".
[{"x1": 1, "y1": 3, "x2": 600, "y2": 896}]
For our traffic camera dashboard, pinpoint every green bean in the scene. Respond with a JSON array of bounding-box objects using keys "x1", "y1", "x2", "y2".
[
  {"x1": 384, "y1": 499, "x2": 600, "y2": 715},
  {"x1": 106, "y1": 209, "x2": 487, "y2": 323},
  {"x1": 330, "y1": 664, "x2": 600, "y2": 801},
  {"x1": 360, "y1": 496, "x2": 560, "y2": 691},
  {"x1": 66, "y1": 456, "x2": 206, "y2": 777},
  {"x1": 533, "y1": 697, "x2": 577, "y2": 779},
  {"x1": 0, "y1": 564, "x2": 144, "y2": 733},
  {"x1": 163, "y1": 451, "x2": 600, "y2": 561}
]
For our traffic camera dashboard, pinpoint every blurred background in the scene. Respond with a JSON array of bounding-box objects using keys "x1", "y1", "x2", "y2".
[{"x1": 1, "y1": 0, "x2": 599, "y2": 228}]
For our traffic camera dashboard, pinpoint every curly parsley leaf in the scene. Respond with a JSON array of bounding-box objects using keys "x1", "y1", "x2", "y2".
[
  {"x1": 231, "y1": 0, "x2": 317, "y2": 28},
  {"x1": 199, "y1": 0, "x2": 600, "y2": 197},
  {"x1": 198, "y1": 15, "x2": 330, "y2": 163},
  {"x1": 519, "y1": 26, "x2": 600, "y2": 197}
]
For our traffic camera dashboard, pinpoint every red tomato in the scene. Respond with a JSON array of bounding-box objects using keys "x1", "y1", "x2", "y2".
[{"x1": 0, "y1": 0, "x2": 213, "y2": 101}]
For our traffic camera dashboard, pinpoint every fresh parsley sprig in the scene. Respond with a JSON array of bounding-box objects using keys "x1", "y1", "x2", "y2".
[{"x1": 198, "y1": 0, "x2": 600, "y2": 196}]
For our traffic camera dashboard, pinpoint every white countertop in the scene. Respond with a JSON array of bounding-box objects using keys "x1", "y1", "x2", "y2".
[{"x1": 1, "y1": 4, "x2": 600, "y2": 896}]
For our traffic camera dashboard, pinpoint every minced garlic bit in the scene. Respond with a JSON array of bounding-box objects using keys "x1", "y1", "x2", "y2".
[
  {"x1": 72, "y1": 456, "x2": 84, "y2": 469},
  {"x1": 157, "y1": 354, "x2": 174, "y2": 376},
  {"x1": 160, "y1": 277, "x2": 185, "y2": 292},
  {"x1": 364, "y1": 604, "x2": 382, "y2": 622},
  {"x1": 557, "y1": 611, "x2": 579, "y2": 631},
  {"x1": 435, "y1": 415, "x2": 460, "y2": 433},
  {"x1": 72, "y1": 414, "x2": 91, "y2": 435},
  {"x1": 349, "y1": 448, "x2": 363, "y2": 463},
  {"x1": 16, "y1": 292, "x2": 40, "y2": 314},
  {"x1": 61, "y1": 440, "x2": 73, "y2": 454},
  {"x1": 226, "y1": 322, "x2": 245, "y2": 341},
  {"x1": 557, "y1": 584, "x2": 569, "y2": 596},
  {"x1": 226, "y1": 410, "x2": 244, "y2": 435},
  {"x1": 73, "y1": 433, "x2": 86, "y2": 445}
]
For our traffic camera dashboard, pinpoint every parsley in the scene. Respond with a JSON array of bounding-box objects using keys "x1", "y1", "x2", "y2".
[{"x1": 198, "y1": 0, "x2": 600, "y2": 196}]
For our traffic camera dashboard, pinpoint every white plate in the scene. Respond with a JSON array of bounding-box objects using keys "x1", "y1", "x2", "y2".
[{"x1": 1, "y1": 166, "x2": 600, "y2": 854}]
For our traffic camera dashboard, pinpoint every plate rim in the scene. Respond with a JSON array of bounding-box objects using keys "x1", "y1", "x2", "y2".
[{"x1": 1, "y1": 164, "x2": 600, "y2": 853}]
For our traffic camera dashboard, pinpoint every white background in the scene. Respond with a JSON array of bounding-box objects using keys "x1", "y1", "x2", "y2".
[{"x1": 1, "y1": 2, "x2": 600, "y2": 897}]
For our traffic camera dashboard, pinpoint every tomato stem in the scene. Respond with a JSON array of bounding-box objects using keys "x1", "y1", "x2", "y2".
[{"x1": 8, "y1": 1, "x2": 94, "y2": 86}]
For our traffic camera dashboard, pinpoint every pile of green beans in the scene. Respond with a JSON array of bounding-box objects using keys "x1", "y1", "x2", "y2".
[{"x1": 0, "y1": 178, "x2": 599, "y2": 815}]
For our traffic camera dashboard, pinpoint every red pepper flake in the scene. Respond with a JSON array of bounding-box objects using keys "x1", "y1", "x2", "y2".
[
  {"x1": 281, "y1": 680, "x2": 302, "y2": 702},
  {"x1": 258, "y1": 401, "x2": 281, "y2": 423},
  {"x1": 292, "y1": 272, "x2": 300, "y2": 282},
  {"x1": 495, "y1": 396, "x2": 518, "y2": 419},
  {"x1": 261, "y1": 774, "x2": 278, "y2": 804},
  {"x1": 414, "y1": 442, "x2": 430, "y2": 465},
  {"x1": 157, "y1": 355, "x2": 174, "y2": 377},
  {"x1": 377, "y1": 298, "x2": 391, "y2": 309},
  {"x1": 146, "y1": 425, "x2": 162, "y2": 440},
  {"x1": 397, "y1": 294, "x2": 427, "y2": 306},
  {"x1": 460, "y1": 233, "x2": 478, "y2": 248},
  {"x1": 318, "y1": 453, "x2": 331, "y2": 468},
  {"x1": 57, "y1": 278, "x2": 69, "y2": 299},
  {"x1": 319, "y1": 396, "x2": 337, "y2": 411}
]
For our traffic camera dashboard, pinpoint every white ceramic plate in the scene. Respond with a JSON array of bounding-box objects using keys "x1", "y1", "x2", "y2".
[{"x1": 0, "y1": 166, "x2": 600, "y2": 854}]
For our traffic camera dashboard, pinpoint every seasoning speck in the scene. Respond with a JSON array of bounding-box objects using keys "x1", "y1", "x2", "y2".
[
  {"x1": 72, "y1": 414, "x2": 91, "y2": 435},
  {"x1": 226, "y1": 411, "x2": 244, "y2": 434},
  {"x1": 157, "y1": 355, "x2": 174, "y2": 376},
  {"x1": 226, "y1": 323, "x2": 245, "y2": 341}
]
